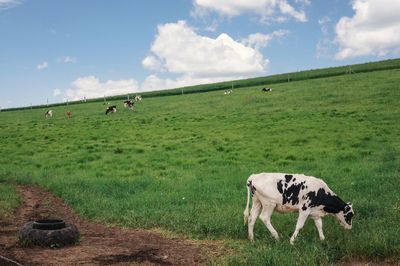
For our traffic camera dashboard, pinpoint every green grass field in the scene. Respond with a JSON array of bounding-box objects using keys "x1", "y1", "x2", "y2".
[
  {"x1": 1, "y1": 67, "x2": 399, "y2": 265},
  {"x1": 0, "y1": 183, "x2": 19, "y2": 220}
]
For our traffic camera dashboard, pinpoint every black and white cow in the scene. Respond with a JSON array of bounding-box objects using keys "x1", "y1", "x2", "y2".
[
  {"x1": 243, "y1": 173, "x2": 354, "y2": 244},
  {"x1": 123, "y1": 100, "x2": 134, "y2": 110},
  {"x1": 134, "y1": 95, "x2": 142, "y2": 102},
  {"x1": 262, "y1": 87, "x2": 272, "y2": 92},
  {"x1": 45, "y1": 110, "x2": 53, "y2": 118},
  {"x1": 105, "y1": 105, "x2": 117, "y2": 114}
]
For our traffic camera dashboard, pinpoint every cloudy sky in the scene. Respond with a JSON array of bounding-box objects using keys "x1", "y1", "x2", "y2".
[{"x1": 1, "y1": 0, "x2": 399, "y2": 108}]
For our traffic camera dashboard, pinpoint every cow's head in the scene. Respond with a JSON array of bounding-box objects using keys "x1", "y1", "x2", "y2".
[{"x1": 335, "y1": 202, "x2": 354, "y2": 229}]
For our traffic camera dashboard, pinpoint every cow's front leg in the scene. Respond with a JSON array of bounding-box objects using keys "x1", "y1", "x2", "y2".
[
  {"x1": 313, "y1": 217, "x2": 325, "y2": 241},
  {"x1": 290, "y1": 211, "x2": 309, "y2": 245}
]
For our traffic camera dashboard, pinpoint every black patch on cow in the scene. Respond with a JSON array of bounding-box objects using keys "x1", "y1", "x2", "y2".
[
  {"x1": 302, "y1": 204, "x2": 307, "y2": 211},
  {"x1": 277, "y1": 175, "x2": 306, "y2": 206},
  {"x1": 277, "y1": 181, "x2": 283, "y2": 194},
  {"x1": 306, "y1": 188, "x2": 347, "y2": 214},
  {"x1": 282, "y1": 181, "x2": 305, "y2": 205},
  {"x1": 285, "y1": 175, "x2": 293, "y2": 183},
  {"x1": 301, "y1": 185, "x2": 305, "y2": 190},
  {"x1": 344, "y1": 212, "x2": 353, "y2": 225}
]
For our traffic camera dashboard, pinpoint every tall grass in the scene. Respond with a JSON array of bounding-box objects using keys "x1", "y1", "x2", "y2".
[{"x1": 0, "y1": 69, "x2": 399, "y2": 265}]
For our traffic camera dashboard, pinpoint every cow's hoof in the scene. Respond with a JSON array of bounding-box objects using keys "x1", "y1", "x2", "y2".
[{"x1": 290, "y1": 238, "x2": 295, "y2": 245}]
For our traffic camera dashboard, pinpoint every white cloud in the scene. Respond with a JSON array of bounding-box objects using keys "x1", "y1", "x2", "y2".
[
  {"x1": 37, "y1": 61, "x2": 48, "y2": 70},
  {"x1": 0, "y1": 100, "x2": 12, "y2": 109},
  {"x1": 141, "y1": 20, "x2": 274, "y2": 91},
  {"x1": 53, "y1": 88, "x2": 61, "y2": 97},
  {"x1": 57, "y1": 56, "x2": 77, "y2": 64},
  {"x1": 192, "y1": 0, "x2": 307, "y2": 22},
  {"x1": 278, "y1": 1, "x2": 306, "y2": 22},
  {"x1": 241, "y1": 30, "x2": 289, "y2": 50},
  {"x1": 142, "y1": 55, "x2": 164, "y2": 71},
  {"x1": 0, "y1": 0, "x2": 20, "y2": 9},
  {"x1": 316, "y1": 16, "x2": 336, "y2": 59},
  {"x1": 65, "y1": 76, "x2": 139, "y2": 101},
  {"x1": 143, "y1": 21, "x2": 268, "y2": 79},
  {"x1": 335, "y1": 0, "x2": 400, "y2": 59},
  {"x1": 141, "y1": 75, "x2": 187, "y2": 92}
]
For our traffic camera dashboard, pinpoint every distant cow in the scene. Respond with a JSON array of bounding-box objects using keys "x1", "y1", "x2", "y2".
[
  {"x1": 105, "y1": 105, "x2": 117, "y2": 114},
  {"x1": 244, "y1": 173, "x2": 354, "y2": 244},
  {"x1": 123, "y1": 100, "x2": 134, "y2": 110},
  {"x1": 66, "y1": 111, "x2": 72, "y2": 119},
  {"x1": 224, "y1": 89, "x2": 233, "y2": 95},
  {"x1": 45, "y1": 110, "x2": 53, "y2": 118},
  {"x1": 134, "y1": 95, "x2": 142, "y2": 101},
  {"x1": 262, "y1": 88, "x2": 272, "y2": 92}
]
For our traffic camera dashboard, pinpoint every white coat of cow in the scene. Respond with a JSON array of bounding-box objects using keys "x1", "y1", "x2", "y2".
[{"x1": 243, "y1": 173, "x2": 354, "y2": 244}]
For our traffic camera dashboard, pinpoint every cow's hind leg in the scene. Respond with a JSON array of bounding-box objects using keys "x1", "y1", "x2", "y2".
[
  {"x1": 290, "y1": 210, "x2": 309, "y2": 245},
  {"x1": 247, "y1": 196, "x2": 262, "y2": 241},
  {"x1": 313, "y1": 217, "x2": 325, "y2": 241},
  {"x1": 259, "y1": 204, "x2": 279, "y2": 240}
]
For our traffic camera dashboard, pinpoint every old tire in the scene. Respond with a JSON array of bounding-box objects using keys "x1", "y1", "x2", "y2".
[
  {"x1": 19, "y1": 221, "x2": 80, "y2": 247},
  {"x1": 33, "y1": 219, "x2": 66, "y2": 230}
]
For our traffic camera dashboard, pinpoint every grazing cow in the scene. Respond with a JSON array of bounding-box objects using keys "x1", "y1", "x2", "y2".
[
  {"x1": 66, "y1": 111, "x2": 72, "y2": 119},
  {"x1": 262, "y1": 87, "x2": 272, "y2": 92},
  {"x1": 105, "y1": 105, "x2": 117, "y2": 115},
  {"x1": 243, "y1": 173, "x2": 354, "y2": 244},
  {"x1": 134, "y1": 95, "x2": 142, "y2": 101},
  {"x1": 45, "y1": 110, "x2": 53, "y2": 118},
  {"x1": 224, "y1": 89, "x2": 233, "y2": 95},
  {"x1": 123, "y1": 100, "x2": 134, "y2": 110}
]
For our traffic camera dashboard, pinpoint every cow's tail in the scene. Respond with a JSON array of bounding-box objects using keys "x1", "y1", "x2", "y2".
[{"x1": 243, "y1": 177, "x2": 253, "y2": 225}]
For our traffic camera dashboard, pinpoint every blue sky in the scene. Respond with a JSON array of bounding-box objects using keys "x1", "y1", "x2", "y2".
[{"x1": 1, "y1": 0, "x2": 399, "y2": 108}]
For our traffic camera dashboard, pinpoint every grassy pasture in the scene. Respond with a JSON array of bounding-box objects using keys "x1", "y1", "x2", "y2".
[
  {"x1": 1, "y1": 69, "x2": 400, "y2": 265},
  {"x1": 5, "y1": 58, "x2": 400, "y2": 111}
]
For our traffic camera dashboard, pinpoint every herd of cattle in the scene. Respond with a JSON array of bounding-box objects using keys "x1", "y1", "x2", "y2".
[
  {"x1": 44, "y1": 95, "x2": 142, "y2": 118},
  {"x1": 45, "y1": 88, "x2": 274, "y2": 118},
  {"x1": 43, "y1": 88, "x2": 355, "y2": 244}
]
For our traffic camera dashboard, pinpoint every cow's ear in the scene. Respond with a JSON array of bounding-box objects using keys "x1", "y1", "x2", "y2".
[{"x1": 347, "y1": 202, "x2": 353, "y2": 207}]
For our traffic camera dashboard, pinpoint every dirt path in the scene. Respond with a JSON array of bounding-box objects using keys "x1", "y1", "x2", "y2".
[{"x1": 0, "y1": 185, "x2": 214, "y2": 265}]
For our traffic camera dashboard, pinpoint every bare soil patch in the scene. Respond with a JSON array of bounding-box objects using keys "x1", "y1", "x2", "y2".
[{"x1": 0, "y1": 185, "x2": 216, "y2": 265}]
